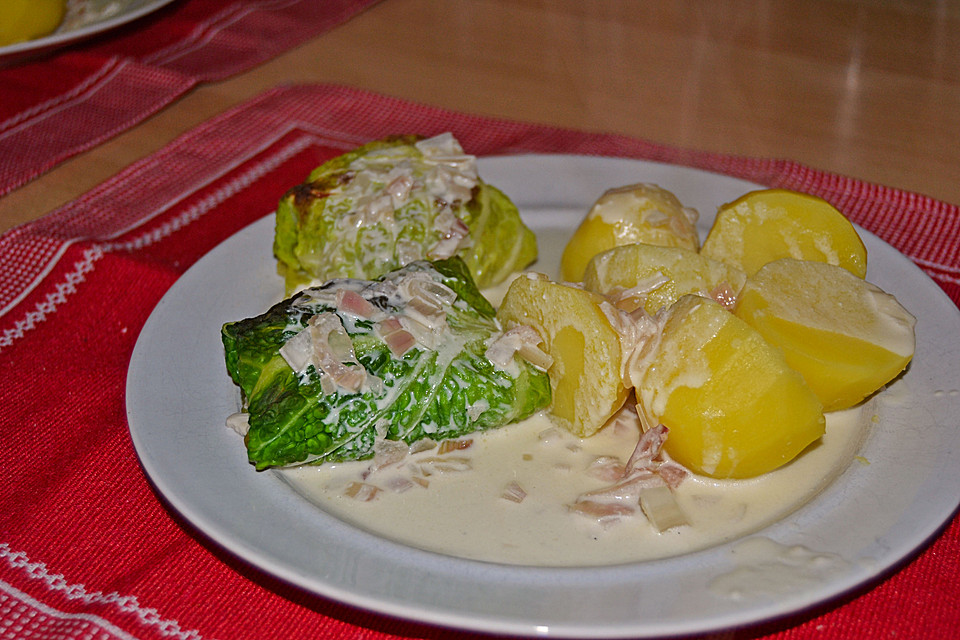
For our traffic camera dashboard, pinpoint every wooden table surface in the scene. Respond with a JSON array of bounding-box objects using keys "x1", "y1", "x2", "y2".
[{"x1": 1, "y1": 0, "x2": 958, "y2": 233}]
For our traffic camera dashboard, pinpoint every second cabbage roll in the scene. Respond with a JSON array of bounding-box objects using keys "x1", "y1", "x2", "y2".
[{"x1": 273, "y1": 133, "x2": 537, "y2": 294}]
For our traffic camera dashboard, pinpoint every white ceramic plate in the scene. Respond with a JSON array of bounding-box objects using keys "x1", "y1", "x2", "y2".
[
  {"x1": 0, "y1": 0, "x2": 177, "y2": 65},
  {"x1": 126, "y1": 155, "x2": 960, "y2": 638}
]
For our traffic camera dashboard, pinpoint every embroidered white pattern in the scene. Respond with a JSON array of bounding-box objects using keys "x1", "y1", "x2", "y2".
[
  {"x1": 0, "y1": 544, "x2": 207, "y2": 640},
  {"x1": 0, "y1": 132, "x2": 323, "y2": 355}
]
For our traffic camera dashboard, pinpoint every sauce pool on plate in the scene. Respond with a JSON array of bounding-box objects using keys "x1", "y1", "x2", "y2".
[{"x1": 280, "y1": 403, "x2": 869, "y2": 566}]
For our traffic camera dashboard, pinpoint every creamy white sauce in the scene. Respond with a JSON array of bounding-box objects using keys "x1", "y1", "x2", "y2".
[{"x1": 279, "y1": 403, "x2": 868, "y2": 567}]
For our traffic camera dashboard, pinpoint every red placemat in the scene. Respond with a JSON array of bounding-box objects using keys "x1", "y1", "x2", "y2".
[
  {"x1": 0, "y1": 0, "x2": 379, "y2": 197},
  {"x1": 1, "y1": 84, "x2": 958, "y2": 640}
]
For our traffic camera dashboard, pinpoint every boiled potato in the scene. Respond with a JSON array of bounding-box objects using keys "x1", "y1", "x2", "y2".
[
  {"x1": 735, "y1": 258, "x2": 915, "y2": 411},
  {"x1": 637, "y1": 295, "x2": 825, "y2": 479},
  {"x1": 701, "y1": 189, "x2": 867, "y2": 277},
  {"x1": 560, "y1": 184, "x2": 700, "y2": 282},
  {"x1": 498, "y1": 274, "x2": 629, "y2": 437},
  {"x1": 583, "y1": 243, "x2": 747, "y2": 315},
  {"x1": 0, "y1": 0, "x2": 65, "y2": 46}
]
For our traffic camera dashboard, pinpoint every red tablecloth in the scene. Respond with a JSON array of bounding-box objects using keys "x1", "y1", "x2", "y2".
[
  {"x1": 1, "y1": 84, "x2": 958, "y2": 640},
  {"x1": 0, "y1": 0, "x2": 379, "y2": 197}
]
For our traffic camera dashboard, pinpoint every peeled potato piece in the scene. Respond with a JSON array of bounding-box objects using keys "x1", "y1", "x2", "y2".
[
  {"x1": 637, "y1": 295, "x2": 825, "y2": 479},
  {"x1": 735, "y1": 258, "x2": 916, "y2": 411},
  {"x1": 583, "y1": 243, "x2": 747, "y2": 315},
  {"x1": 560, "y1": 184, "x2": 700, "y2": 282},
  {"x1": 497, "y1": 274, "x2": 628, "y2": 437},
  {"x1": 701, "y1": 189, "x2": 867, "y2": 278}
]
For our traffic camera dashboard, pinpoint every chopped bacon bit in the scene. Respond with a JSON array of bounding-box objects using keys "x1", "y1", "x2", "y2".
[
  {"x1": 624, "y1": 424, "x2": 669, "y2": 475},
  {"x1": 658, "y1": 461, "x2": 689, "y2": 489},
  {"x1": 384, "y1": 328, "x2": 417, "y2": 357},
  {"x1": 709, "y1": 281, "x2": 739, "y2": 310},
  {"x1": 344, "y1": 482, "x2": 380, "y2": 501},
  {"x1": 438, "y1": 439, "x2": 473, "y2": 455},
  {"x1": 501, "y1": 481, "x2": 527, "y2": 503},
  {"x1": 586, "y1": 456, "x2": 626, "y2": 482},
  {"x1": 568, "y1": 500, "x2": 635, "y2": 524},
  {"x1": 579, "y1": 470, "x2": 663, "y2": 501},
  {"x1": 336, "y1": 289, "x2": 378, "y2": 319},
  {"x1": 376, "y1": 314, "x2": 419, "y2": 357},
  {"x1": 376, "y1": 315, "x2": 404, "y2": 336}
]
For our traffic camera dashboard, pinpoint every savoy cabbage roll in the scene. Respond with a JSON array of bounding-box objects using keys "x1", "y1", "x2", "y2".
[
  {"x1": 273, "y1": 133, "x2": 537, "y2": 295},
  {"x1": 222, "y1": 258, "x2": 551, "y2": 470}
]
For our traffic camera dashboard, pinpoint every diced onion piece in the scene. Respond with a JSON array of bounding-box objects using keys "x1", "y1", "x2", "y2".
[
  {"x1": 385, "y1": 477, "x2": 416, "y2": 493},
  {"x1": 516, "y1": 341, "x2": 553, "y2": 371},
  {"x1": 418, "y1": 456, "x2": 472, "y2": 475},
  {"x1": 408, "y1": 439, "x2": 438, "y2": 454},
  {"x1": 639, "y1": 485, "x2": 688, "y2": 532},
  {"x1": 386, "y1": 174, "x2": 414, "y2": 206},
  {"x1": 466, "y1": 399, "x2": 490, "y2": 421},
  {"x1": 396, "y1": 239, "x2": 423, "y2": 265},
  {"x1": 225, "y1": 412, "x2": 250, "y2": 436},
  {"x1": 344, "y1": 482, "x2": 381, "y2": 501},
  {"x1": 437, "y1": 438, "x2": 473, "y2": 455},
  {"x1": 370, "y1": 439, "x2": 409, "y2": 472},
  {"x1": 405, "y1": 296, "x2": 447, "y2": 329},
  {"x1": 485, "y1": 325, "x2": 551, "y2": 371},
  {"x1": 279, "y1": 328, "x2": 314, "y2": 372},
  {"x1": 501, "y1": 481, "x2": 527, "y2": 503},
  {"x1": 308, "y1": 312, "x2": 367, "y2": 393}
]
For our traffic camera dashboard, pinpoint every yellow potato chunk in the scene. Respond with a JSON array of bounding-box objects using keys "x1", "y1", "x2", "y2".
[
  {"x1": 0, "y1": 0, "x2": 65, "y2": 46},
  {"x1": 560, "y1": 184, "x2": 700, "y2": 282},
  {"x1": 637, "y1": 295, "x2": 825, "y2": 479},
  {"x1": 583, "y1": 243, "x2": 747, "y2": 315},
  {"x1": 701, "y1": 189, "x2": 867, "y2": 278},
  {"x1": 735, "y1": 258, "x2": 916, "y2": 411},
  {"x1": 497, "y1": 274, "x2": 628, "y2": 437}
]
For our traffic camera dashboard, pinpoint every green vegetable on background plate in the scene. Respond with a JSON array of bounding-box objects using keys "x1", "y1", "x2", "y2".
[
  {"x1": 273, "y1": 133, "x2": 537, "y2": 294},
  {"x1": 222, "y1": 258, "x2": 551, "y2": 470}
]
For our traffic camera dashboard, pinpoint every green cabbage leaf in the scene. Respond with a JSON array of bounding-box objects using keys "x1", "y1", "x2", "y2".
[
  {"x1": 222, "y1": 258, "x2": 550, "y2": 470},
  {"x1": 272, "y1": 134, "x2": 536, "y2": 294}
]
